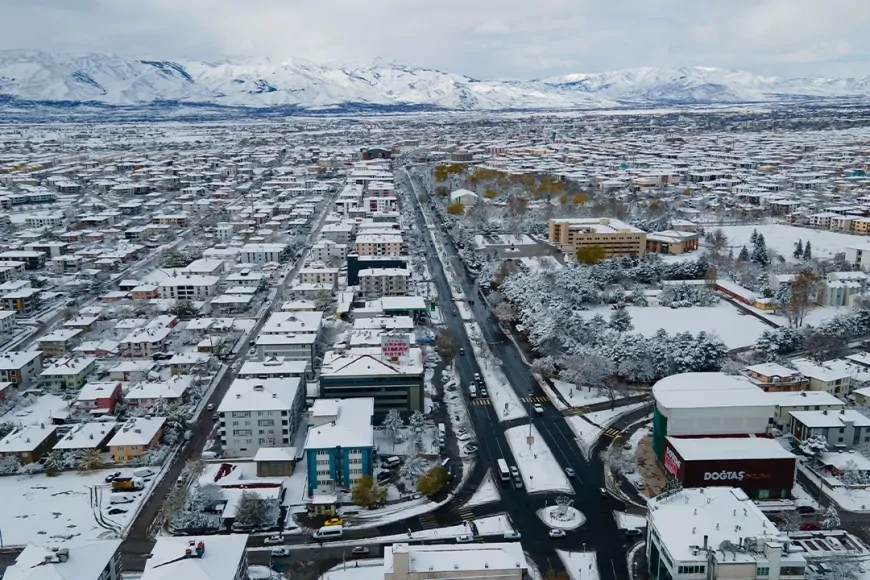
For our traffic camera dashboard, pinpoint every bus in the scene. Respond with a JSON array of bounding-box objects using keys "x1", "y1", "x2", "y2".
[{"x1": 496, "y1": 459, "x2": 510, "y2": 481}]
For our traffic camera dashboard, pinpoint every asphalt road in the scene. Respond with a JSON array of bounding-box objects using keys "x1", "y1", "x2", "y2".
[
  {"x1": 400, "y1": 167, "x2": 632, "y2": 580},
  {"x1": 119, "y1": 189, "x2": 337, "y2": 571}
]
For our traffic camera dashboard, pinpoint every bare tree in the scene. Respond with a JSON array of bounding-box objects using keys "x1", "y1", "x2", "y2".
[
  {"x1": 434, "y1": 329, "x2": 458, "y2": 360},
  {"x1": 705, "y1": 229, "x2": 729, "y2": 256},
  {"x1": 560, "y1": 351, "x2": 622, "y2": 409},
  {"x1": 777, "y1": 269, "x2": 824, "y2": 327},
  {"x1": 493, "y1": 302, "x2": 515, "y2": 324}
]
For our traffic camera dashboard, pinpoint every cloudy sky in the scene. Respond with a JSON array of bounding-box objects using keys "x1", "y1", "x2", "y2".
[{"x1": 1, "y1": 0, "x2": 869, "y2": 79}]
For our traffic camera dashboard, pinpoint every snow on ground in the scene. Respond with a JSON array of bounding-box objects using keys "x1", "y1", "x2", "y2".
[
  {"x1": 614, "y1": 511, "x2": 646, "y2": 530},
  {"x1": 519, "y1": 257, "x2": 563, "y2": 272},
  {"x1": 2, "y1": 392, "x2": 70, "y2": 425},
  {"x1": 556, "y1": 550, "x2": 600, "y2": 580},
  {"x1": 799, "y1": 464, "x2": 870, "y2": 512},
  {"x1": 0, "y1": 467, "x2": 157, "y2": 546},
  {"x1": 457, "y1": 300, "x2": 474, "y2": 321},
  {"x1": 575, "y1": 303, "x2": 767, "y2": 349},
  {"x1": 504, "y1": 424, "x2": 573, "y2": 494},
  {"x1": 719, "y1": 224, "x2": 862, "y2": 260},
  {"x1": 538, "y1": 505, "x2": 586, "y2": 530},
  {"x1": 566, "y1": 402, "x2": 649, "y2": 458},
  {"x1": 373, "y1": 425, "x2": 440, "y2": 456},
  {"x1": 551, "y1": 379, "x2": 636, "y2": 409},
  {"x1": 792, "y1": 482, "x2": 821, "y2": 510},
  {"x1": 464, "y1": 470, "x2": 500, "y2": 508},
  {"x1": 320, "y1": 559, "x2": 386, "y2": 580},
  {"x1": 465, "y1": 321, "x2": 527, "y2": 422},
  {"x1": 441, "y1": 365, "x2": 477, "y2": 458}
]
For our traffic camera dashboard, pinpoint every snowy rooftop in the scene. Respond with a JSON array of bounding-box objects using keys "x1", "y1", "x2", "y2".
[
  {"x1": 217, "y1": 378, "x2": 301, "y2": 413},
  {"x1": 107, "y1": 416, "x2": 166, "y2": 447},
  {"x1": 5, "y1": 539, "x2": 122, "y2": 580},
  {"x1": 820, "y1": 451, "x2": 870, "y2": 472},
  {"x1": 253, "y1": 446, "x2": 297, "y2": 462},
  {"x1": 653, "y1": 372, "x2": 771, "y2": 410},
  {"x1": 54, "y1": 421, "x2": 117, "y2": 450},
  {"x1": 763, "y1": 390, "x2": 844, "y2": 408},
  {"x1": 40, "y1": 357, "x2": 96, "y2": 376},
  {"x1": 791, "y1": 358, "x2": 855, "y2": 382},
  {"x1": 76, "y1": 381, "x2": 120, "y2": 401},
  {"x1": 238, "y1": 357, "x2": 308, "y2": 377},
  {"x1": 305, "y1": 398, "x2": 374, "y2": 450},
  {"x1": 745, "y1": 362, "x2": 800, "y2": 378},
  {"x1": 260, "y1": 311, "x2": 323, "y2": 334},
  {"x1": 384, "y1": 542, "x2": 526, "y2": 575},
  {"x1": 648, "y1": 487, "x2": 789, "y2": 563},
  {"x1": 667, "y1": 436, "x2": 796, "y2": 461},
  {"x1": 321, "y1": 347, "x2": 424, "y2": 377},
  {"x1": 125, "y1": 376, "x2": 191, "y2": 400},
  {"x1": 0, "y1": 424, "x2": 56, "y2": 453},
  {"x1": 550, "y1": 216, "x2": 644, "y2": 234},
  {"x1": 0, "y1": 350, "x2": 41, "y2": 370},
  {"x1": 789, "y1": 409, "x2": 870, "y2": 428},
  {"x1": 142, "y1": 535, "x2": 248, "y2": 580}
]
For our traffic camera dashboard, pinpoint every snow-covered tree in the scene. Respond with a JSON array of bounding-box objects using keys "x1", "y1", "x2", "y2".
[
  {"x1": 803, "y1": 241, "x2": 812, "y2": 260},
  {"x1": 530, "y1": 355, "x2": 557, "y2": 378},
  {"x1": 409, "y1": 410, "x2": 426, "y2": 451},
  {"x1": 822, "y1": 504, "x2": 841, "y2": 529},
  {"x1": 608, "y1": 308, "x2": 633, "y2": 333},
  {"x1": 776, "y1": 510, "x2": 802, "y2": 533},
  {"x1": 399, "y1": 456, "x2": 431, "y2": 484},
  {"x1": 751, "y1": 233, "x2": 770, "y2": 265},
  {"x1": 737, "y1": 246, "x2": 750, "y2": 262},
  {"x1": 799, "y1": 435, "x2": 828, "y2": 457},
  {"x1": 793, "y1": 239, "x2": 804, "y2": 260},
  {"x1": 234, "y1": 490, "x2": 265, "y2": 527}
]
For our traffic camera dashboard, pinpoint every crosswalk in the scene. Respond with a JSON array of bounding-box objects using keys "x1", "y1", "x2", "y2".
[
  {"x1": 470, "y1": 398, "x2": 492, "y2": 406},
  {"x1": 521, "y1": 395, "x2": 549, "y2": 403},
  {"x1": 419, "y1": 513, "x2": 439, "y2": 529},
  {"x1": 458, "y1": 507, "x2": 476, "y2": 521},
  {"x1": 602, "y1": 427, "x2": 622, "y2": 438}
]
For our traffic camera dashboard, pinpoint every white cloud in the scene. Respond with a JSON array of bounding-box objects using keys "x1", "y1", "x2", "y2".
[{"x1": 0, "y1": 0, "x2": 868, "y2": 78}]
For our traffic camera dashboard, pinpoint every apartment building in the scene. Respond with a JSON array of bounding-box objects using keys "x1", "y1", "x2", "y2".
[
  {"x1": 384, "y1": 543, "x2": 526, "y2": 580},
  {"x1": 359, "y1": 268, "x2": 410, "y2": 298},
  {"x1": 548, "y1": 217, "x2": 646, "y2": 258},
  {"x1": 40, "y1": 356, "x2": 97, "y2": 390},
  {"x1": 0, "y1": 287, "x2": 40, "y2": 315},
  {"x1": 157, "y1": 275, "x2": 219, "y2": 300},
  {"x1": 0, "y1": 424, "x2": 58, "y2": 464},
  {"x1": 0, "y1": 250, "x2": 46, "y2": 270},
  {"x1": 37, "y1": 328, "x2": 83, "y2": 357},
  {"x1": 240, "y1": 243, "x2": 287, "y2": 264},
  {"x1": 5, "y1": 539, "x2": 122, "y2": 580},
  {"x1": 354, "y1": 233, "x2": 403, "y2": 256},
  {"x1": 742, "y1": 363, "x2": 809, "y2": 392},
  {"x1": 298, "y1": 266, "x2": 339, "y2": 288},
  {"x1": 311, "y1": 240, "x2": 348, "y2": 264},
  {"x1": 0, "y1": 350, "x2": 43, "y2": 388},
  {"x1": 142, "y1": 536, "x2": 248, "y2": 580},
  {"x1": 108, "y1": 417, "x2": 166, "y2": 463},
  {"x1": 0, "y1": 310, "x2": 14, "y2": 335},
  {"x1": 304, "y1": 397, "x2": 374, "y2": 495},
  {"x1": 217, "y1": 378, "x2": 305, "y2": 458}
]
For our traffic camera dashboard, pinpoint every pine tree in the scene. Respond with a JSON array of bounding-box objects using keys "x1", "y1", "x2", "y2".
[
  {"x1": 737, "y1": 246, "x2": 750, "y2": 262},
  {"x1": 822, "y1": 504, "x2": 841, "y2": 529},
  {"x1": 793, "y1": 239, "x2": 804, "y2": 260},
  {"x1": 608, "y1": 308, "x2": 633, "y2": 333},
  {"x1": 803, "y1": 241, "x2": 812, "y2": 260},
  {"x1": 750, "y1": 229, "x2": 759, "y2": 245},
  {"x1": 751, "y1": 233, "x2": 769, "y2": 265},
  {"x1": 381, "y1": 409, "x2": 404, "y2": 444}
]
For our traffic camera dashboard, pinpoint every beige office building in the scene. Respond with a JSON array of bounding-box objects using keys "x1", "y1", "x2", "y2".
[{"x1": 548, "y1": 217, "x2": 646, "y2": 258}]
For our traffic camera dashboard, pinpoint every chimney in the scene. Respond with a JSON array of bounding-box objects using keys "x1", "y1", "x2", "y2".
[{"x1": 703, "y1": 535, "x2": 708, "y2": 550}]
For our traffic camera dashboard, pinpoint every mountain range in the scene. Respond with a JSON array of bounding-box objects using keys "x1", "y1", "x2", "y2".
[{"x1": 0, "y1": 50, "x2": 869, "y2": 111}]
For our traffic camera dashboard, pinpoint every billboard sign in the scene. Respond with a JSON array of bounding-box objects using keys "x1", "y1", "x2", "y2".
[
  {"x1": 381, "y1": 334, "x2": 410, "y2": 359},
  {"x1": 664, "y1": 448, "x2": 681, "y2": 477}
]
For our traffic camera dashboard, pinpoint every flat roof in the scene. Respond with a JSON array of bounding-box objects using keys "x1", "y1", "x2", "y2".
[
  {"x1": 217, "y1": 378, "x2": 301, "y2": 413},
  {"x1": 142, "y1": 535, "x2": 248, "y2": 580},
  {"x1": 667, "y1": 436, "x2": 796, "y2": 461},
  {"x1": 384, "y1": 542, "x2": 526, "y2": 575},
  {"x1": 654, "y1": 372, "x2": 771, "y2": 410}
]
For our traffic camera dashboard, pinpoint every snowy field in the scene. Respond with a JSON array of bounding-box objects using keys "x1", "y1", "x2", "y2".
[
  {"x1": 0, "y1": 467, "x2": 156, "y2": 546},
  {"x1": 566, "y1": 402, "x2": 649, "y2": 458},
  {"x1": 519, "y1": 256, "x2": 563, "y2": 272},
  {"x1": 614, "y1": 511, "x2": 646, "y2": 531},
  {"x1": 719, "y1": 224, "x2": 864, "y2": 260},
  {"x1": 575, "y1": 303, "x2": 768, "y2": 349},
  {"x1": 504, "y1": 424, "x2": 573, "y2": 494},
  {"x1": 551, "y1": 379, "x2": 636, "y2": 409},
  {"x1": 465, "y1": 321, "x2": 527, "y2": 421},
  {"x1": 464, "y1": 471, "x2": 500, "y2": 508},
  {"x1": 556, "y1": 550, "x2": 600, "y2": 580},
  {"x1": 373, "y1": 425, "x2": 440, "y2": 456}
]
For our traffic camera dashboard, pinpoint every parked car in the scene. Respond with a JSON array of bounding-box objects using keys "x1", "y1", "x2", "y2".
[
  {"x1": 351, "y1": 547, "x2": 370, "y2": 557},
  {"x1": 456, "y1": 427, "x2": 468, "y2": 435},
  {"x1": 271, "y1": 547, "x2": 291, "y2": 557},
  {"x1": 104, "y1": 471, "x2": 122, "y2": 483},
  {"x1": 549, "y1": 529, "x2": 566, "y2": 538},
  {"x1": 534, "y1": 404, "x2": 544, "y2": 415},
  {"x1": 800, "y1": 522, "x2": 821, "y2": 531},
  {"x1": 110, "y1": 495, "x2": 134, "y2": 505},
  {"x1": 796, "y1": 505, "x2": 816, "y2": 515},
  {"x1": 206, "y1": 403, "x2": 214, "y2": 411},
  {"x1": 509, "y1": 466, "x2": 520, "y2": 478},
  {"x1": 264, "y1": 535, "x2": 284, "y2": 545},
  {"x1": 480, "y1": 387, "x2": 488, "y2": 397},
  {"x1": 455, "y1": 534, "x2": 474, "y2": 543},
  {"x1": 107, "y1": 507, "x2": 127, "y2": 515},
  {"x1": 323, "y1": 517, "x2": 343, "y2": 527},
  {"x1": 463, "y1": 442, "x2": 478, "y2": 454}
]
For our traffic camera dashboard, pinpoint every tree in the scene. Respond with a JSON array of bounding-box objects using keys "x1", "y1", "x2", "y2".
[
  {"x1": 530, "y1": 355, "x2": 557, "y2": 378},
  {"x1": 417, "y1": 466, "x2": 449, "y2": 496},
  {"x1": 575, "y1": 245, "x2": 606, "y2": 265},
  {"x1": 776, "y1": 509, "x2": 802, "y2": 533},
  {"x1": 705, "y1": 229, "x2": 729, "y2": 256},
  {"x1": 493, "y1": 302, "x2": 515, "y2": 324},
  {"x1": 781, "y1": 269, "x2": 823, "y2": 327},
  {"x1": 822, "y1": 504, "x2": 841, "y2": 529},
  {"x1": 234, "y1": 490, "x2": 264, "y2": 527},
  {"x1": 409, "y1": 410, "x2": 426, "y2": 451},
  {"x1": 799, "y1": 435, "x2": 828, "y2": 457},
  {"x1": 560, "y1": 351, "x2": 621, "y2": 409},
  {"x1": 803, "y1": 240, "x2": 812, "y2": 260},
  {"x1": 447, "y1": 202, "x2": 465, "y2": 216},
  {"x1": 751, "y1": 233, "x2": 769, "y2": 265},
  {"x1": 434, "y1": 329, "x2": 458, "y2": 360},
  {"x1": 400, "y1": 456, "x2": 431, "y2": 484},
  {"x1": 794, "y1": 239, "x2": 804, "y2": 260},
  {"x1": 77, "y1": 449, "x2": 104, "y2": 470},
  {"x1": 483, "y1": 189, "x2": 497, "y2": 200},
  {"x1": 750, "y1": 229, "x2": 759, "y2": 245},
  {"x1": 737, "y1": 246, "x2": 750, "y2": 262},
  {"x1": 608, "y1": 308, "x2": 633, "y2": 333},
  {"x1": 352, "y1": 475, "x2": 386, "y2": 507},
  {"x1": 381, "y1": 409, "x2": 404, "y2": 446}
]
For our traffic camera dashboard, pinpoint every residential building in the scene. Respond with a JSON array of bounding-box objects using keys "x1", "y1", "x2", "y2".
[
  {"x1": 0, "y1": 287, "x2": 40, "y2": 315},
  {"x1": 384, "y1": 542, "x2": 527, "y2": 580},
  {"x1": 548, "y1": 217, "x2": 646, "y2": 258},
  {"x1": 0, "y1": 350, "x2": 43, "y2": 388},
  {"x1": 764, "y1": 390, "x2": 845, "y2": 428},
  {"x1": 845, "y1": 244, "x2": 870, "y2": 271},
  {"x1": 40, "y1": 357, "x2": 97, "y2": 390},
  {"x1": 789, "y1": 408, "x2": 870, "y2": 448},
  {"x1": 741, "y1": 363, "x2": 809, "y2": 392},
  {"x1": 124, "y1": 376, "x2": 191, "y2": 408},
  {"x1": 346, "y1": 255, "x2": 408, "y2": 286},
  {"x1": 310, "y1": 240, "x2": 348, "y2": 264},
  {"x1": 224, "y1": 270, "x2": 266, "y2": 289},
  {"x1": 157, "y1": 275, "x2": 219, "y2": 300},
  {"x1": 107, "y1": 417, "x2": 166, "y2": 463},
  {"x1": 298, "y1": 266, "x2": 339, "y2": 288},
  {"x1": 119, "y1": 326, "x2": 172, "y2": 358},
  {"x1": 37, "y1": 328, "x2": 84, "y2": 357},
  {"x1": 790, "y1": 358, "x2": 852, "y2": 395},
  {"x1": 354, "y1": 233, "x2": 403, "y2": 256},
  {"x1": 646, "y1": 230, "x2": 701, "y2": 255},
  {"x1": 0, "y1": 424, "x2": 57, "y2": 464},
  {"x1": 217, "y1": 378, "x2": 305, "y2": 458},
  {"x1": 53, "y1": 422, "x2": 118, "y2": 453},
  {"x1": 141, "y1": 535, "x2": 249, "y2": 580},
  {"x1": 320, "y1": 338, "x2": 425, "y2": 417},
  {"x1": 75, "y1": 381, "x2": 122, "y2": 415},
  {"x1": 359, "y1": 268, "x2": 410, "y2": 298},
  {"x1": 0, "y1": 251, "x2": 46, "y2": 270},
  {"x1": 240, "y1": 243, "x2": 287, "y2": 264},
  {"x1": 646, "y1": 487, "x2": 805, "y2": 580},
  {"x1": 304, "y1": 397, "x2": 374, "y2": 495},
  {"x1": 0, "y1": 310, "x2": 15, "y2": 334},
  {"x1": 4, "y1": 539, "x2": 122, "y2": 580},
  {"x1": 237, "y1": 356, "x2": 309, "y2": 381}
]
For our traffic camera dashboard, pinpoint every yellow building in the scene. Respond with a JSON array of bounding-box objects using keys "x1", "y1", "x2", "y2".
[
  {"x1": 548, "y1": 218, "x2": 646, "y2": 259},
  {"x1": 107, "y1": 417, "x2": 165, "y2": 463}
]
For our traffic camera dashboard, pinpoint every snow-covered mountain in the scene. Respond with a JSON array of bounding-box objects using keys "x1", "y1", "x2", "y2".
[{"x1": 0, "y1": 50, "x2": 868, "y2": 111}]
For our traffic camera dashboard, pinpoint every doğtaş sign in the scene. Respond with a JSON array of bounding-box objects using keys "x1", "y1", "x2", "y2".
[{"x1": 664, "y1": 448, "x2": 681, "y2": 476}]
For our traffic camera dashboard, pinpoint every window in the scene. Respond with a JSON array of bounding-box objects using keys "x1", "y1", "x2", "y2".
[
  {"x1": 839, "y1": 427, "x2": 845, "y2": 433},
  {"x1": 233, "y1": 429, "x2": 252, "y2": 436},
  {"x1": 258, "y1": 419, "x2": 274, "y2": 427},
  {"x1": 757, "y1": 567, "x2": 770, "y2": 577},
  {"x1": 677, "y1": 565, "x2": 705, "y2": 575},
  {"x1": 231, "y1": 411, "x2": 251, "y2": 418}
]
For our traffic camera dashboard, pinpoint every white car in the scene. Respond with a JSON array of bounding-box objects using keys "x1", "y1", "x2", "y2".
[
  {"x1": 457, "y1": 431, "x2": 472, "y2": 442},
  {"x1": 455, "y1": 534, "x2": 474, "y2": 543},
  {"x1": 534, "y1": 404, "x2": 544, "y2": 415},
  {"x1": 263, "y1": 535, "x2": 284, "y2": 545},
  {"x1": 549, "y1": 529, "x2": 566, "y2": 538},
  {"x1": 271, "y1": 547, "x2": 290, "y2": 557},
  {"x1": 503, "y1": 531, "x2": 522, "y2": 540}
]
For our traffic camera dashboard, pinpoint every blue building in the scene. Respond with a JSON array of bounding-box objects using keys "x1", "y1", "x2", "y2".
[{"x1": 304, "y1": 397, "x2": 375, "y2": 496}]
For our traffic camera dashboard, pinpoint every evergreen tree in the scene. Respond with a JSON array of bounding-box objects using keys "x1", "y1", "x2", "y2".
[
  {"x1": 793, "y1": 239, "x2": 804, "y2": 260},
  {"x1": 803, "y1": 241, "x2": 812, "y2": 260},
  {"x1": 822, "y1": 504, "x2": 841, "y2": 529},
  {"x1": 751, "y1": 233, "x2": 769, "y2": 265},
  {"x1": 608, "y1": 308, "x2": 634, "y2": 333},
  {"x1": 737, "y1": 246, "x2": 750, "y2": 262},
  {"x1": 750, "y1": 229, "x2": 759, "y2": 245}
]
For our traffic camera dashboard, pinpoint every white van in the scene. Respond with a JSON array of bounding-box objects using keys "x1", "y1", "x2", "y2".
[
  {"x1": 381, "y1": 456, "x2": 401, "y2": 469},
  {"x1": 313, "y1": 525, "x2": 344, "y2": 540}
]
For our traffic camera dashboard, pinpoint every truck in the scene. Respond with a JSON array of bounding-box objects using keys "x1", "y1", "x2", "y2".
[{"x1": 111, "y1": 477, "x2": 144, "y2": 492}]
